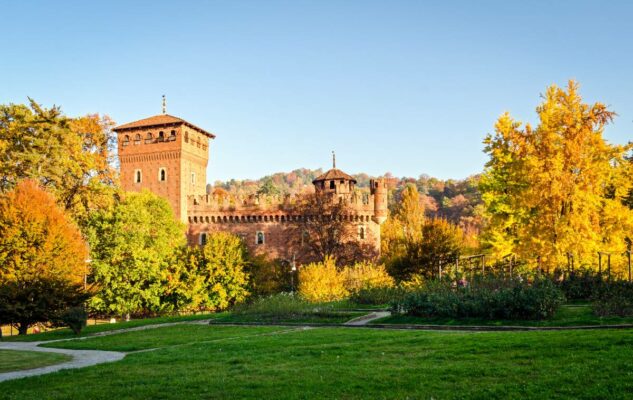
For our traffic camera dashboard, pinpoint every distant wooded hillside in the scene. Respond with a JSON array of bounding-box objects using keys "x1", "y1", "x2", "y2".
[{"x1": 212, "y1": 169, "x2": 483, "y2": 235}]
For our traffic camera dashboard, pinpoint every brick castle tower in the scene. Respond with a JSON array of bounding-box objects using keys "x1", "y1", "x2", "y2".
[
  {"x1": 113, "y1": 100, "x2": 215, "y2": 221},
  {"x1": 115, "y1": 106, "x2": 388, "y2": 259}
]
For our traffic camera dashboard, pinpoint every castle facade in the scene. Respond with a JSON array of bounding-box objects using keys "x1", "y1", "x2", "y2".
[{"x1": 114, "y1": 113, "x2": 387, "y2": 262}]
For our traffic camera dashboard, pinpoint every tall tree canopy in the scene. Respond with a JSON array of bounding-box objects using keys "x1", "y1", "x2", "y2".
[
  {"x1": 481, "y1": 81, "x2": 633, "y2": 270},
  {"x1": 0, "y1": 99, "x2": 117, "y2": 226},
  {"x1": 0, "y1": 180, "x2": 88, "y2": 334},
  {"x1": 87, "y1": 190, "x2": 186, "y2": 317}
]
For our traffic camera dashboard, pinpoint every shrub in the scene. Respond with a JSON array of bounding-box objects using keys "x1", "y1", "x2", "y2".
[
  {"x1": 59, "y1": 306, "x2": 88, "y2": 334},
  {"x1": 232, "y1": 293, "x2": 311, "y2": 317},
  {"x1": 591, "y1": 282, "x2": 633, "y2": 317},
  {"x1": 298, "y1": 257, "x2": 348, "y2": 302},
  {"x1": 394, "y1": 277, "x2": 565, "y2": 320},
  {"x1": 343, "y1": 261, "x2": 394, "y2": 293},
  {"x1": 350, "y1": 286, "x2": 403, "y2": 305},
  {"x1": 557, "y1": 268, "x2": 605, "y2": 301},
  {"x1": 246, "y1": 256, "x2": 291, "y2": 296}
]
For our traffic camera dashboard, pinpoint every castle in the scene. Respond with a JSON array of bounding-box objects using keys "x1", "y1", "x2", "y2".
[{"x1": 114, "y1": 110, "x2": 388, "y2": 262}]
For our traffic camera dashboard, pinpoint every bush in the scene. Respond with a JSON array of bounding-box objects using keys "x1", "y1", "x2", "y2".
[
  {"x1": 298, "y1": 257, "x2": 349, "y2": 302},
  {"x1": 557, "y1": 268, "x2": 605, "y2": 301},
  {"x1": 394, "y1": 277, "x2": 565, "y2": 320},
  {"x1": 350, "y1": 286, "x2": 403, "y2": 305},
  {"x1": 58, "y1": 306, "x2": 88, "y2": 334},
  {"x1": 246, "y1": 256, "x2": 292, "y2": 296},
  {"x1": 343, "y1": 261, "x2": 394, "y2": 293},
  {"x1": 232, "y1": 293, "x2": 311, "y2": 317},
  {"x1": 591, "y1": 282, "x2": 633, "y2": 317}
]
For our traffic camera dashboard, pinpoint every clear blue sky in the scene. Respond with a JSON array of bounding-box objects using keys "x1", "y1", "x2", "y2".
[{"x1": 2, "y1": 0, "x2": 632, "y2": 183}]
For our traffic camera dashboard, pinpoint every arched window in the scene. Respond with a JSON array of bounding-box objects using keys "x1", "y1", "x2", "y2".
[
  {"x1": 158, "y1": 131, "x2": 164, "y2": 142},
  {"x1": 134, "y1": 134, "x2": 141, "y2": 145},
  {"x1": 169, "y1": 130, "x2": 176, "y2": 141},
  {"x1": 135, "y1": 169, "x2": 142, "y2": 183},
  {"x1": 184, "y1": 132, "x2": 189, "y2": 143},
  {"x1": 159, "y1": 168, "x2": 166, "y2": 182},
  {"x1": 145, "y1": 132, "x2": 153, "y2": 144},
  {"x1": 359, "y1": 226, "x2": 365, "y2": 240},
  {"x1": 199, "y1": 233, "x2": 207, "y2": 246},
  {"x1": 122, "y1": 135, "x2": 130, "y2": 146},
  {"x1": 256, "y1": 231, "x2": 265, "y2": 245},
  {"x1": 329, "y1": 180, "x2": 336, "y2": 189}
]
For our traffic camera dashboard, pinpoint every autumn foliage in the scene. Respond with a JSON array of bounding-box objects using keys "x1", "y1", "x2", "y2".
[
  {"x1": 0, "y1": 180, "x2": 88, "y2": 334},
  {"x1": 0, "y1": 180, "x2": 88, "y2": 284}
]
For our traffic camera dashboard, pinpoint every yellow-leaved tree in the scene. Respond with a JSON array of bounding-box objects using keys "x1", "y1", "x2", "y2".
[{"x1": 481, "y1": 81, "x2": 633, "y2": 271}]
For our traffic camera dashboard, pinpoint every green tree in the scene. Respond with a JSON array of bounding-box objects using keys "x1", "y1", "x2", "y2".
[
  {"x1": 87, "y1": 190, "x2": 186, "y2": 317},
  {"x1": 0, "y1": 100, "x2": 117, "y2": 227},
  {"x1": 0, "y1": 180, "x2": 88, "y2": 334},
  {"x1": 195, "y1": 232, "x2": 250, "y2": 310}
]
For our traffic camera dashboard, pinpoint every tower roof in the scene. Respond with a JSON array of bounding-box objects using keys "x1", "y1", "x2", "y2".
[
  {"x1": 114, "y1": 114, "x2": 215, "y2": 138},
  {"x1": 312, "y1": 168, "x2": 357, "y2": 184}
]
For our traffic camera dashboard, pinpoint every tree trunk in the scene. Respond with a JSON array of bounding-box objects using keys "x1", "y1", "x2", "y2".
[{"x1": 18, "y1": 323, "x2": 29, "y2": 335}]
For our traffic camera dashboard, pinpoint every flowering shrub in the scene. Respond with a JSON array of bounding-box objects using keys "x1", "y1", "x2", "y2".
[
  {"x1": 393, "y1": 277, "x2": 565, "y2": 320},
  {"x1": 298, "y1": 258, "x2": 395, "y2": 303},
  {"x1": 298, "y1": 257, "x2": 349, "y2": 302}
]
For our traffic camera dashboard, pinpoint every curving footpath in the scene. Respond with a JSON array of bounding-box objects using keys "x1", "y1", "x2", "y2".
[
  {"x1": 0, "y1": 341, "x2": 124, "y2": 382},
  {"x1": 0, "y1": 319, "x2": 212, "y2": 383}
]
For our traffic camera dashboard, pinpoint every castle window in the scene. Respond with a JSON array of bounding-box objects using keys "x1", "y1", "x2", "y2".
[
  {"x1": 145, "y1": 132, "x2": 153, "y2": 144},
  {"x1": 135, "y1": 169, "x2": 142, "y2": 183},
  {"x1": 329, "y1": 180, "x2": 335, "y2": 189},
  {"x1": 199, "y1": 233, "x2": 207, "y2": 246},
  {"x1": 158, "y1": 131, "x2": 165, "y2": 142},
  {"x1": 134, "y1": 134, "x2": 141, "y2": 145},
  {"x1": 169, "y1": 130, "x2": 176, "y2": 141},
  {"x1": 122, "y1": 135, "x2": 130, "y2": 146},
  {"x1": 159, "y1": 168, "x2": 166, "y2": 182},
  {"x1": 359, "y1": 226, "x2": 365, "y2": 240},
  {"x1": 256, "y1": 231, "x2": 265, "y2": 245},
  {"x1": 191, "y1": 172, "x2": 196, "y2": 184},
  {"x1": 185, "y1": 132, "x2": 189, "y2": 143},
  {"x1": 301, "y1": 230, "x2": 309, "y2": 247}
]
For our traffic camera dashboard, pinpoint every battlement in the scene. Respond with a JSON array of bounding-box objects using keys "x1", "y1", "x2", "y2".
[{"x1": 187, "y1": 190, "x2": 377, "y2": 213}]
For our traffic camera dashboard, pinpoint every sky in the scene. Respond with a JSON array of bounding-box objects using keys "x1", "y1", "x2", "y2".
[{"x1": 1, "y1": 0, "x2": 632, "y2": 183}]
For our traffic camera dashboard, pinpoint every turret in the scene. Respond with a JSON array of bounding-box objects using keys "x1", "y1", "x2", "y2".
[{"x1": 370, "y1": 178, "x2": 388, "y2": 224}]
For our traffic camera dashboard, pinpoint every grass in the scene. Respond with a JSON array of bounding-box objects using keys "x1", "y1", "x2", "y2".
[
  {"x1": 210, "y1": 311, "x2": 365, "y2": 324},
  {"x1": 0, "y1": 350, "x2": 71, "y2": 373},
  {"x1": 374, "y1": 304, "x2": 633, "y2": 326},
  {"x1": 2, "y1": 324, "x2": 633, "y2": 399},
  {"x1": 1, "y1": 313, "x2": 214, "y2": 342}
]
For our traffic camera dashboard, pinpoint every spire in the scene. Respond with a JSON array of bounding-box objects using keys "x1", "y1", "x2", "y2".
[
  {"x1": 162, "y1": 95, "x2": 166, "y2": 115},
  {"x1": 332, "y1": 150, "x2": 336, "y2": 169}
]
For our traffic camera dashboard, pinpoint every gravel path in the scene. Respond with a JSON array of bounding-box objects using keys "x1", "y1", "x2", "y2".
[
  {"x1": 344, "y1": 311, "x2": 391, "y2": 326},
  {"x1": 0, "y1": 319, "x2": 211, "y2": 382},
  {"x1": 0, "y1": 341, "x2": 124, "y2": 382}
]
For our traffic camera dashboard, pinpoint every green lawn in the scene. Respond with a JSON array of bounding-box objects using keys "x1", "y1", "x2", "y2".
[
  {"x1": 209, "y1": 311, "x2": 365, "y2": 324},
  {"x1": 0, "y1": 350, "x2": 71, "y2": 373},
  {"x1": 374, "y1": 304, "x2": 633, "y2": 327},
  {"x1": 2, "y1": 324, "x2": 633, "y2": 399},
  {"x1": 1, "y1": 313, "x2": 215, "y2": 343}
]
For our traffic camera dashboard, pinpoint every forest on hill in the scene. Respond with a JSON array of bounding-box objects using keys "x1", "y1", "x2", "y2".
[{"x1": 213, "y1": 170, "x2": 484, "y2": 237}]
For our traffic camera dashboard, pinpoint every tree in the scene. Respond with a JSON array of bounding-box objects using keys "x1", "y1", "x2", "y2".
[
  {"x1": 0, "y1": 180, "x2": 88, "y2": 334},
  {"x1": 0, "y1": 99, "x2": 117, "y2": 227},
  {"x1": 257, "y1": 177, "x2": 281, "y2": 196},
  {"x1": 87, "y1": 190, "x2": 186, "y2": 317},
  {"x1": 481, "y1": 81, "x2": 633, "y2": 270},
  {"x1": 195, "y1": 232, "x2": 250, "y2": 310},
  {"x1": 288, "y1": 193, "x2": 377, "y2": 265},
  {"x1": 381, "y1": 184, "x2": 425, "y2": 261}
]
